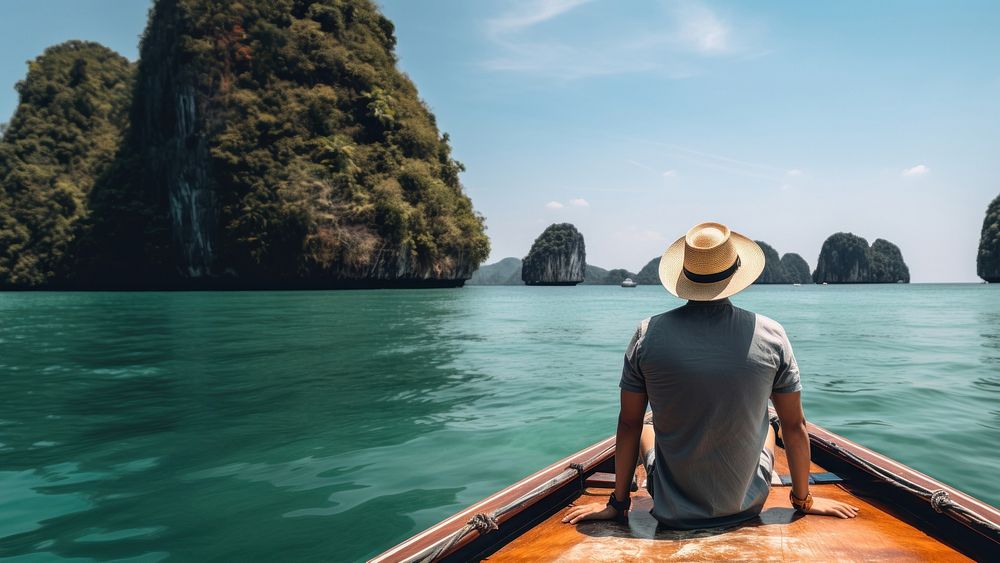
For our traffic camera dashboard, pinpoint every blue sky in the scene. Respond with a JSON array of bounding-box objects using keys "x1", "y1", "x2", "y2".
[{"x1": 2, "y1": 1, "x2": 998, "y2": 281}]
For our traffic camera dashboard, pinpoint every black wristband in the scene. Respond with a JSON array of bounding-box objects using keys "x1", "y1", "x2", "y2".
[{"x1": 607, "y1": 492, "x2": 631, "y2": 521}]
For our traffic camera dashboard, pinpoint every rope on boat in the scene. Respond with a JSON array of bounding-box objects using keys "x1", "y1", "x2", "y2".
[
  {"x1": 407, "y1": 444, "x2": 615, "y2": 563},
  {"x1": 811, "y1": 435, "x2": 1000, "y2": 538}
]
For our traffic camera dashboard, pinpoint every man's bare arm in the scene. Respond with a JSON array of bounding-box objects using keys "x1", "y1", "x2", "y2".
[
  {"x1": 772, "y1": 392, "x2": 860, "y2": 519},
  {"x1": 563, "y1": 389, "x2": 647, "y2": 524},
  {"x1": 614, "y1": 389, "x2": 648, "y2": 502},
  {"x1": 771, "y1": 391, "x2": 810, "y2": 500}
]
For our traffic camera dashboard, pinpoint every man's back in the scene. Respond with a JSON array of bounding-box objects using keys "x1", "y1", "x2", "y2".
[{"x1": 619, "y1": 298, "x2": 801, "y2": 528}]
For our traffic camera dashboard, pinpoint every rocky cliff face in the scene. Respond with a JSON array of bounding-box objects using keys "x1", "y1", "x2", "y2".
[
  {"x1": 76, "y1": 0, "x2": 488, "y2": 288},
  {"x1": 813, "y1": 233, "x2": 909, "y2": 283},
  {"x1": 779, "y1": 253, "x2": 812, "y2": 284},
  {"x1": 0, "y1": 41, "x2": 133, "y2": 288},
  {"x1": 979, "y1": 194, "x2": 1000, "y2": 282},
  {"x1": 521, "y1": 223, "x2": 585, "y2": 285}
]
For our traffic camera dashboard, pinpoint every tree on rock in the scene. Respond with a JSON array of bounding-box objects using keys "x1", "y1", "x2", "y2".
[
  {"x1": 521, "y1": 223, "x2": 585, "y2": 285},
  {"x1": 979, "y1": 193, "x2": 1000, "y2": 282}
]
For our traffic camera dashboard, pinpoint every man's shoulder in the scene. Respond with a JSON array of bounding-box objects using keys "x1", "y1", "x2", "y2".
[{"x1": 746, "y1": 310, "x2": 789, "y2": 340}]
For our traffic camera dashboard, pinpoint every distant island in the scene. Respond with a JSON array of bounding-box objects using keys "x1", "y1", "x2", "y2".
[
  {"x1": 978, "y1": 193, "x2": 1000, "y2": 282},
  {"x1": 467, "y1": 257, "x2": 523, "y2": 285},
  {"x1": 754, "y1": 241, "x2": 812, "y2": 284},
  {"x1": 471, "y1": 234, "x2": 912, "y2": 288},
  {"x1": 812, "y1": 233, "x2": 910, "y2": 283},
  {"x1": 468, "y1": 259, "x2": 636, "y2": 286},
  {"x1": 0, "y1": 0, "x2": 488, "y2": 289},
  {"x1": 521, "y1": 223, "x2": 585, "y2": 286},
  {"x1": 471, "y1": 243, "x2": 814, "y2": 288}
]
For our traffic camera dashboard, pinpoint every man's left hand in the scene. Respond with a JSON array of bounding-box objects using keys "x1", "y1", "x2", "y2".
[{"x1": 561, "y1": 502, "x2": 619, "y2": 524}]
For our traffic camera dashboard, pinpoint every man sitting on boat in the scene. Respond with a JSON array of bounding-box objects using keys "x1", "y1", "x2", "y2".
[{"x1": 563, "y1": 222, "x2": 859, "y2": 528}]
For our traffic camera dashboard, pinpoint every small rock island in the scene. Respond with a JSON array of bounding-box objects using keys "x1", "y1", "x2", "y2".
[
  {"x1": 780, "y1": 253, "x2": 812, "y2": 284},
  {"x1": 812, "y1": 233, "x2": 910, "y2": 283},
  {"x1": 753, "y1": 241, "x2": 813, "y2": 284},
  {"x1": 978, "y1": 194, "x2": 1000, "y2": 283},
  {"x1": 521, "y1": 223, "x2": 586, "y2": 286}
]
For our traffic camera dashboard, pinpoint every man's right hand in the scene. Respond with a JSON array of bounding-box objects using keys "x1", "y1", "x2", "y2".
[{"x1": 803, "y1": 496, "x2": 860, "y2": 519}]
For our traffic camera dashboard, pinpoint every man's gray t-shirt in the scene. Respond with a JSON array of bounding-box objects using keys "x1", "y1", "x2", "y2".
[{"x1": 619, "y1": 298, "x2": 801, "y2": 529}]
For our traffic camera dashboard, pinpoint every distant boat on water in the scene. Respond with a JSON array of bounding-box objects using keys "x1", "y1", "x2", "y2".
[
  {"x1": 620, "y1": 278, "x2": 637, "y2": 288},
  {"x1": 793, "y1": 283, "x2": 801, "y2": 287}
]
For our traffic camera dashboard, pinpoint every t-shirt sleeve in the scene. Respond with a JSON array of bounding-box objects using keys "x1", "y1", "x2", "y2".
[
  {"x1": 772, "y1": 324, "x2": 802, "y2": 394},
  {"x1": 619, "y1": 320, "x2": 648, "y2": 393}
]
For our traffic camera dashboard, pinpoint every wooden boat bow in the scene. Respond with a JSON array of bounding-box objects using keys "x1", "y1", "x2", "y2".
[{"x1": 371, "y1": 413, "x2": 1000, "y2": 562}]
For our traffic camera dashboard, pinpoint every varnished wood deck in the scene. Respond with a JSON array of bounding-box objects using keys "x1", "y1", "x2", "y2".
[{"x1": 487, "y1": 445, "x2": 970, "y2": 562}]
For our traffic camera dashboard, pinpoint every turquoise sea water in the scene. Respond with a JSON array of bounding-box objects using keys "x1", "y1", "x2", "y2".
[{"x1": 0, "y1": 284, "x2": 997, "y2": 561}]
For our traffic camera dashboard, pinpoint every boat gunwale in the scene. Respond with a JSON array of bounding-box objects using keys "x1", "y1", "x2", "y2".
[
  {"x1": 368, "y1": 434, "x2": 617, "y2": 562},
  {"x1": 370, "y1": 416, "x2": 1000, "y2": 562}
]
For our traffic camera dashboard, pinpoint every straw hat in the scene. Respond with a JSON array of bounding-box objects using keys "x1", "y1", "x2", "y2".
[{"x1": 658, "y1": 222, "x2": 765, "y2": 301}]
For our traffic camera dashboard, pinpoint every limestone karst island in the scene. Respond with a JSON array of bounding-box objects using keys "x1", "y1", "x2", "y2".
[{"x1": 0, "y1": 0, "x2": 488, "y2": 289}]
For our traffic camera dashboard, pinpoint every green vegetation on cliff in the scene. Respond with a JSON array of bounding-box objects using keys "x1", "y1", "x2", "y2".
[
  {"x1": 521, "y1": 223, "x2": 585, "y2": 285},
  {"x1": 813, "y1": 232, "x2": 909, "y2": 283},
  {"x1": 0, "y1": 41, "x2": 133, "y2": 287},
  {"x1": 93, "y1": 0, "x2": 489, "y2": 286},
  {"x1": 979, "y1": 194, "x2": 1000, "y2": 282},
  {"x1": 2, "y1": 0, "x2": 488, "y2": 288}
]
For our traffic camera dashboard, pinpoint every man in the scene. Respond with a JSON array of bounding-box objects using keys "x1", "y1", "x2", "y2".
[{"x1": 563, "y1": 222, "x2": 859, "y2": 528}]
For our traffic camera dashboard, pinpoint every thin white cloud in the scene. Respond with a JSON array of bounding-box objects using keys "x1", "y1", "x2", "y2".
[
  {"x1": 487, "y1": 0, "x2": 593, "y2": 35},
  {"x1": 545, "y1": 200, "x2": 564, "y2": 209},
  {"x1": 481, "y1": 0, "x2": 761, "y2": 80},
  {"x1": 901, "y1": 164, "x2": 929, "y2": 177},
  {"x1": 662, "y1": 169, "x2": 677, "y2": 177},
  {"x1": 786, "y1": 169, "x2": 803, "y2": 177},
  {"x1": 676, "y1": 2, "x2": 731, "y2": 54},
  {"x1": 570, "y1": 198, "x2": 590, "y2": 207}
]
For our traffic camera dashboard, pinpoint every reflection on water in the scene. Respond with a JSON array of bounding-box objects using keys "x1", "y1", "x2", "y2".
[{"x1": 0, "y1": 284, "x2": 998, "y2": 560}]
